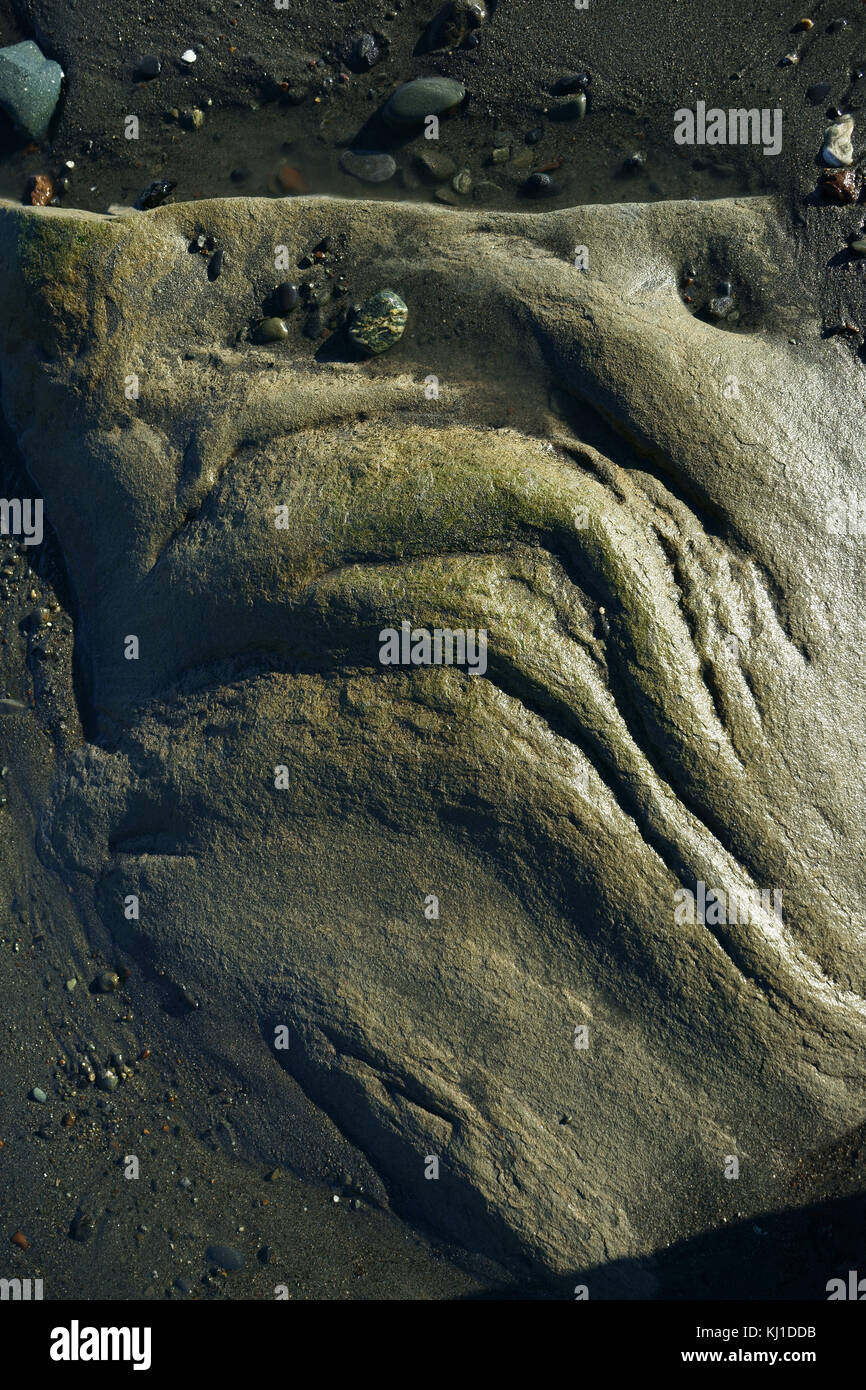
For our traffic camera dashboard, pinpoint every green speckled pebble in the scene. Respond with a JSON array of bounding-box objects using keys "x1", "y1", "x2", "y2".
[
  {"x1": 349, "y1": 289, "x2": 408, "y2": 355},
  {"x1": 255, "y1": 316, "x2": 289, "y2": 344}
]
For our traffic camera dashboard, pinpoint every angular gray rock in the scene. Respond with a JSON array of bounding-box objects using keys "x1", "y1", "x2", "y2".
[
  {"x1": 0, "y1": 40, "x2": 63, "y2": 142},
  {"x1": 0, "y1": 192, "x2": 864, "y2": 1284}
]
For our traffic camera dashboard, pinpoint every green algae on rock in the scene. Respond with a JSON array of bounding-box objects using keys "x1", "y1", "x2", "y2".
[{"x1": 348, "y1": 289, "x2": 408, "y2": 354}]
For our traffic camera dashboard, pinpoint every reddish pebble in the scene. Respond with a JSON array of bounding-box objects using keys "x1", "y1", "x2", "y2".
[
  {"x1": 275, "y1": 165, "x2": 308, "y2": 195},
  {"x1": 11, "y1": 1231, "x2": 29, "y2": 1250},
  {"x1": 821, "y1": 168, "x2": 857, "y2": 204},
  {"x1": 26, "y1": 174, "x2": 53, "y2": 207}
]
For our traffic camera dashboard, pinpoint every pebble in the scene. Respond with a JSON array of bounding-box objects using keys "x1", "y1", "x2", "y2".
[
  {"x1": 11, "y1": 1231, "x2": 29, "y2": 1250},
  {"x1": 134, "y1": 179, "x2": 176, "y2": 210},
  {"x1": 174, "y1": 1277, "x2": 192, "y2": 1294},
  {"x1": 181, "y1": 49, "x2": 197, "y2": 65},
  {"x1": 428, "y1": 0, "x2": 487, "y2": 49},
  {"x1": 415, "y1": 149, "x2": 457, "y2": 182},
  {"x1": 708, "y1": 296, "x2": 734, "y2": 320},
  {"x1": 137, "y1": 55, "x2": 161, "y2": 80},
  {"x1": 473, "y1": 180, "x2": 503, "y2": 200},
  {"x1": 255, "y1": 317, "x2": 289, "y2": 344},
  {"x1": 780, "y1": 53, "x2": 799, "y2": 66},
  {"x1": 207, "y1": 249, "x2": 224, "y2": 281},
  {"x1": 509, "y1": 147, "x2": 534, "y2": 171},
  {"x1": 29, "y1": 1086, "x2": 47, "y2": 1103},
  {"x1": 181, "y1": 108, "x2": 205, "y2": 130},
  {"x1": 97, "y1": 1069, "x2": 118, "y2": 1092},
  {"x1": 274, "y1": 164, "x2": 307, "y2": 195},
  {"x1": 65, "y1": 978, "x2": 77, "y2": 991},
  {"x1": 821, "y1": 167, "x2": 857, "y2": 202},
  {"x1": 26, "y1": 173, "x2": 52, "y2": 206},
  {"x1": 348, "y1": 289, "x2": 408, "y2": 355},
  {"x1": 822, "y1": 115, "x2": 854, "y2": 166},
  {"x1": 490, "y1": 146, "x2": 510, "y2": 163},
  {"x1": 206, "y1": 1244, "x2": 244, "y2": 1271},
  {"x1": 70, "y1": 1211, "x2": 95, "y2": 1243},
  {"x1": 523, "y1": 171, "x2": 558, "y2": 197},
  {"x1": 849, "y1": 238, "x2": 866, "y2": 256},
  {"x1": 550, "y1": 93, "x2": 586, "y2": 120},
  {"x1": 383, "y1": 76, "x2": 466, "y2": 128},
  {"x1": 451, "y1": 167, "x2": 472, "y2": 194},
  {"x1": 552, "y1": 72, "x2": 590, "y2": 95},
  {"x1": 339, "y1": 149, "x2": 397, "y2": 183},
  {"x1": 525, "y1": 127, "x2": 543, "y2": 144},
  {"x1": 352, "y1": 33, "x2": 380, "y2": 70},
  {"x1": 806, "y1": 82, "x2": 832, "y2": 105},
  {"x1": 94, "y1": 970, "x2": 120, "y2": 993},
  {"x1": 0, "y1": 40, "x2": 63, "y2": 143},
  {"x1": 277, "y1": 282, "x2": 299, "y2": 313},
  {"x1": 828, "y1": 17, "x2": 848, "y2": 33}
]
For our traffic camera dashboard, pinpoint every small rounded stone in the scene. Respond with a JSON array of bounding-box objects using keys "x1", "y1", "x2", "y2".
[
  {"x1": 523, "y1": 171, "x2": 558, "y2": 197},
  {"x1": 94, "y1": 970, "x2": 120, "y2": 993},
  {"x1": 255, "y1": 317, "x2": 289, "y2": 344},
  {"x1": 552, "y1": 72, "x2": 590, "y2": 94},
  {"x1": 138, "y1": 55, "x2": 161, "y2": 79},
  {"x1": 97, "y1": 1069, "x2": 119, "y2": 1092},
  {"x1": 206, "y1": 1243, "x2": 244, "y2": 1271},
  {"x1": 348, "y1": 289, "x2": 408, "y2": 355},
  {"x1": 550, "y1": 92, "x2": 586, "y2": 120},
  {"x1": 415, "y1": 149, "x2": 457, "y2": 182},
  {"x1": 277, "y1": 283, "x2": 299, "y2": 313},
  {"x1": 29, "y1": 1086, "x2": 47, "y2": 1103},
  {"x1": 383, "y1": 77, "x2": 466, "y2": 129},
  {"x1": 339, "y1": 149, "x2": 397, "y2": 183}
]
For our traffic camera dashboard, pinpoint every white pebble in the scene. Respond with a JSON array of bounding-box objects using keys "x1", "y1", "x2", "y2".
[{"x1": 181, "y1": 49, "x2": 197, "y2": 65}]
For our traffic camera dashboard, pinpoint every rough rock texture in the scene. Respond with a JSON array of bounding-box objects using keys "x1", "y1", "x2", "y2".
[{"x1": 0, "y1": 192, "x2": 865, "y2": 1286}]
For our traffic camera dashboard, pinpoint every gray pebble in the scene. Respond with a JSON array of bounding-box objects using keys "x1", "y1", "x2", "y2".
[
  {"x1": 383, "y1": 76, "x2": 466, "y2": 129},
  {"x1": 339, "y1": 149, "x2": 397, "y2": 183},
  {"x1": 206, "y1": 1243, "x2": 244, "y2": 1271},
  {"x1": 0, "y1": 40, "x2": 63, "y2": 142},
  {"x1": 29, "y1": 1086, "x2": 47, "y2": 1103}
]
